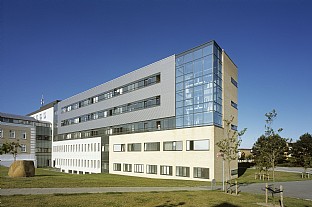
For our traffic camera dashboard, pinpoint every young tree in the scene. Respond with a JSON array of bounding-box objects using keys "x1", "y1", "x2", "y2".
[
  {"x1": 216, "y1": 116, "x2": 247, "y2": 189},
  {"x1": 1, "y1": 141, "x2": 21, "y2": 161},
  {"x1": 252, "y1": 109, "x2": 288, "y2": 182},
  {"x1": 291, "y1": 133, "x2": 312, "y2": 173}
]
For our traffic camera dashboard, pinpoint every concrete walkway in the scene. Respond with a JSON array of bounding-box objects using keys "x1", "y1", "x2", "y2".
[
  {"x1": 239, "y1": 180, "x2": 312, "y2": 201},
  {"x1": 0, "y1": 186, "x2": 213, "y2": 196}
]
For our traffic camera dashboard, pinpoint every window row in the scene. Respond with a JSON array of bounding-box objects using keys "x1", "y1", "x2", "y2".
[
  {"x1": 53, "y1": 143, "x2": 101, "y2": 153},
  {"x1": 55, "y1": 158, "x2": 101, "y2": 169},
  {"x1": 113, "y1": 163, "x2": 209, "y2": 179},
  {"x1": 61, "y1": 73, "x2": 161, "y2": 113},
  {"x1": 56, "y1": 117, "x2": 176, "y2": 141},
  {"x1": 0, "y1": 129, "x2": 27, "y2": 139},
  {"x1": 61, "y1": 96, "x2": 160, "y2": 126},
  {"x1": 113, "y1": 139, "x2": 210, "y2": 152}
]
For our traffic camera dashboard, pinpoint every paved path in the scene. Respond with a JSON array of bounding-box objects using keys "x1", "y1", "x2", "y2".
[
  {"x1": 0, "y1": 186, "x2": 213, "y2": 196},
  {"x1": 239, "y1": 180, "x2": 312, "y2": 201}
]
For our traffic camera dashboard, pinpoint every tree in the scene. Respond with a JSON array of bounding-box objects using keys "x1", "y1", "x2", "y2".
[
  {"x1": 291, "y1": 133, "x2": 312, "y2": 173},
  {"x1": 252, "y1": 109, "x2": 288, "y2": 182},
  {"x1": 216, "y1": 116, "x2": 247, "y2": 189},
  {"x1": 1, "y1": 140, "x2": 21, "y2": 161}
]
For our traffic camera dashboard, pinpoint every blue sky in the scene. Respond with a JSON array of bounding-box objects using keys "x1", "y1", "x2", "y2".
[{"x1": 1, "y1": 0, "x2": 311, "y2": 148}]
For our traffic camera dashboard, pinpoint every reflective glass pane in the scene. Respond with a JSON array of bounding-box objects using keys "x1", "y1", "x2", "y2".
[
  {"x1": 176, "y1": 107, "x2": 183, "y2": 116},
  {"x1": 184, "y1": 53, "x2": 193, "y2": 63},
  {"x1": 203, "y1": 112, "x2": 213, "y2": 124},
  {"x1": 184, "y1": 115, "x2": 193, "y2": 126},
  {"x1": 194, "y1": 49, "x2": 202, "y2": 59},
  {"x1": 203, "y1": 55, "x2": 212, "y2": 70},
  {"x1": 176, "y1": 56, "x2": 184, "y2": 66},
  {"x1": 184, "y1": 106, "x2": 193, "y2": 115},
  {"x1": 184, "y1": 62, "x2": 193, "y2": 74},
  {"x1": 203, "y1": 45, "x2": 212, "y2": 56},
  {"x1": 194, "y1": 104, "x2": 203, "y2": 113},
  {"x1": 194, "y1": 113, "x2": 203, "y2": 125}
]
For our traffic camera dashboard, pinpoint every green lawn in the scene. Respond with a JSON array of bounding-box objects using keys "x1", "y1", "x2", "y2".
[
  {"x1": 0, "y1": 166, "x2": 209, "y2": 189},
  {"x1": 1, "y1": 191, "x2": 312, "y2": 207},
  {"x1": 237, "y1": 168, "x2": 311, "y2": 184}
]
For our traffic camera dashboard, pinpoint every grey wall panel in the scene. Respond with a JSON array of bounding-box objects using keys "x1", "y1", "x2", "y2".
[{"x1": 58, "y1": 55, "x2": 175, "y2": 134}]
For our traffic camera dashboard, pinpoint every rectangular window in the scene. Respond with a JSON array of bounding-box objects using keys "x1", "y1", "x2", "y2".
[
  {"x1": 113, "y1": 144, "x2": 125, "y2": 152},
  {"x1": 123, "y1": 164, "x2": 132, "y2": 172},
  {"x1": 231, "y1": 101, "x2": 238, "y2": 109},
  {"x1": 146, "y1": 165, "x2": 157, "y2": 174},
  {"x1": 134, "y1": 164, "x2": 144, "y2": 173},
  {"x1": 21, "y1": 131, "x2": 27, "y2": 139},
  {"x1": 113, "y1": 163, "x2": 121, "y2": 171},
  {"x1": 9, "y1": 130, "x2": 15, "y2": 138},
  {"x1": 160, "y1": 165, "x2": 172, "y2": 176},
  {"x1": 193, "y1": 167, "x2": 209, "y2": 179},
  {"x1": 127, "y1": 143, "x2": 141, "y2": 152},
  {"x1": 187, "y1": 139, "x2": 210, "y2": 151},
  {"x1": 176, "y1": 166, "x2": 190, "y2": 177},
  {"x1": 231, "y1": 77, "x2": 238, "y2": 88},
  {"x1": 163, "y1": 141, "x2": 183, "y2": 151},
  {"x1": 21, "y1": 144, "x2": 26, "y2": 152},
  {"x1": 144, "y1": 142, "x2": 160, "y2": 151}
]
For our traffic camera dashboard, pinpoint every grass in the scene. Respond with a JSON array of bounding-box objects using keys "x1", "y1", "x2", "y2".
[
  {"x1": 237, "y1": 168, "x2": 311, "y2": 184},
  {"x1": 1, "y1": 191, "x2": 311, "y2": 207},
  {"x1": 0, "y1": 166, "x2": 209, "y2": 189}
]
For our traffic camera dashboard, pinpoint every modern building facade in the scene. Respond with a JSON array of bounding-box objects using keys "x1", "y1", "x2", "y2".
[
  {"x1": 0, "y1": 112, "x2": 52, "y2": 167},
  {"x1": 27, "y1": 100, "x2": 60, "y2": 167},
  {"x1": 53, "y1": 40, "x2": 238, "y2": 181}
]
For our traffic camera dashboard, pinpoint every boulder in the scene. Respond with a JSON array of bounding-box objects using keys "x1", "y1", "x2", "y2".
[{"x1": 8, "y1": 160, "x2": 35, "y2": 177}]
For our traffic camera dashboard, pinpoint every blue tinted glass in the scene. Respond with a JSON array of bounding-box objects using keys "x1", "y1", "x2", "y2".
[
  {"x1": 185, "y1": 79, "x2": 193, "y2": 88},
  {"x1": 184, "y1": 106, "x2": 193, "y2": 114},
  {"x1": 184, "y1": 115, "x2": 193, "y2": 126},
  {"x1": 176, "y1": 91, "x2": 183, "y2": 102},
  {"x1": 184, "y1": 53, "x2": 193, "y2": 63},
  {"x1": 203, "y1": 45, "x2": 212, "y2": 56},
  {"x1": 176, "y1": 101, "x2": 183, "y2": 108},
  {"x1": 194, "y1": 49, "x2": 202, "y2": 59},
  {"x1": 194, "y1": 104, "x2": 203, "y2": 113},
  {"x1": 194, "y1": 113, "x2": 203, "y2": 126},
  {"x1": 176, "y1": 117, "x2": 183, "y2": 128},
  {"x1": 184, "y1": 73, "x2": 193, "y2": 81},
  {"x1": 176, "y1": 56, "x2": 184, "y2": 66},
  {"x1": 185, "y1": 88, "x2": 193, "y2": 99},
  {"x1": 203, "y1": 112, "x2": 213, "y2": 124},
  {"x1": 194, "y1": 59, "x2": 202, "y2": 74},
  {"x1": 176, "y1": 107, "x2": 183, "y2": 116},
  {"x1": 194, "y1": 76, "x2": 203, "y2": 86},
  {"x1": 204, "y1": 102, "x2": 213, "y2": 111},
  {"x1": 176, "y1": 82, "x2": 183, "y2": 91},
  {"x1": 203, "y1": 55, "x2": 212, "y2": 70},
  {"x1": 184, "y1": 62, "x2": 193, "y2": 74},
  {"x1": 176, "y1": 75, "x2": 183, "y2": 83},
  {"x1": 184, "y1": 99, "x2": 193, "y2": 106},
  {"x1": 203, "y1": 74, "x2": 213, "y2": 83}
]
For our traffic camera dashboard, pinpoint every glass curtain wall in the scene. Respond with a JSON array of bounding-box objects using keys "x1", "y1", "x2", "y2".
[{"x1": 175, "y1": 41, "x2": 222, "y2": 128}]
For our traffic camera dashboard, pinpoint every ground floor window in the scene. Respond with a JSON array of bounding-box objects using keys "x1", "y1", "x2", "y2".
[
  {"x1": 176, "y1": 166, "x2": 190, "y2": 177},
  {"x1": 160, "y1": 165, "x2": 172, "y2": 176},
  {"x1": 134, "y1": 164, "x2": 144, "y2": 173},
  {"x1": 113, "y1": 163, "x2": 121, "y2": 171},
  {"x1": 123, "y1": 164, "x2": 132, "y2": 172},
  {"x1": 193, "y1": 167, "x2": 209, "y2": 179},
  {"x1": 146, "y1": 165, "x2": 157, "y2": 174}
]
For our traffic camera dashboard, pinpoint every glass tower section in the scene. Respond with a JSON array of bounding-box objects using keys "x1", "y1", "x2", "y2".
[{"x1": 175, "y1": 41, "x2": 223, "y2": 128}]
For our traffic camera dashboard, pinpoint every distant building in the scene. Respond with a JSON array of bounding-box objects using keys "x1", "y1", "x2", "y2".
[
  {"x1": 0, "y1": 112, "x2": 52, "y2": 167},
  {"x1": 27, "y1": 100, "x2": 60, "y2": 167},
  {"x1": 238, "y1": 148, "x2": 253, "y2": 161},
  {"x1": 52, "y1": 40, "x2": 239, "y2": 181}
]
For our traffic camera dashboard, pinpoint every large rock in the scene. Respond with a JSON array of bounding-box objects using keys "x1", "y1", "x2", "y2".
[{"x1": 8, "y1": 160, "x2": 35, "y2": 177}]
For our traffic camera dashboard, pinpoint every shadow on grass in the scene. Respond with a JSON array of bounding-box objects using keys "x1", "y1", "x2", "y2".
[
  {"x1": 34, "y1": 174, "x2": 61, "y2": 177},
  {"x1": 155, "y1": 200, "x2": 186, "y2": 207},
  {"x1": 238, "y1": 162, "x2": 255, "y2": 177},
  {"x1": 212, "y1": 202, "x2": 240, "y2": 207}
]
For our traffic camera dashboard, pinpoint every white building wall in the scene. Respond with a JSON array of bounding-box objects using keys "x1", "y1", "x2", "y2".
[
  {"x1": 53, "y1": 137, "x2": 102, "y2": 174},
  {"x1": 109, "y1": 126, "x2": 215, "y2": 181},
  {"x1": 30, "y1": 107, "x2": 55, "y2": 164}
]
